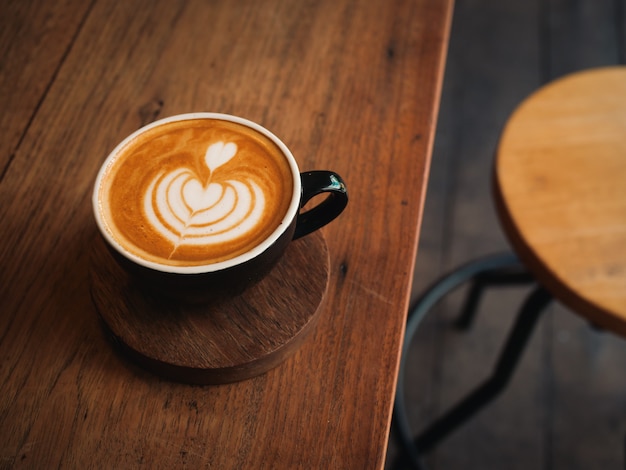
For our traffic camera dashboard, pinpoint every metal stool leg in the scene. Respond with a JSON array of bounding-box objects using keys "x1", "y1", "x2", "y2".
[
  {"x1": 415, "y1": 286, "x2": 552, "y2": 453},
  {"x1": 455, "y1": 267, "x2": 535, "y2": 330},
  {"x1": 392, "y1": 253, "x2": 531, "y2": 469}
]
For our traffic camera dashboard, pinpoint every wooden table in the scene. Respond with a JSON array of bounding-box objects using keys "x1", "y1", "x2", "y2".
[{"x1": 0, "y1": 1, "x2": 452, "y2": 468}]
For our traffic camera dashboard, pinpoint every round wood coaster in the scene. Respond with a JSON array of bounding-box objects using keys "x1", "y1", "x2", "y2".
[{"x1": 90, "y1": 232, "x2": 329, "y2": 385}]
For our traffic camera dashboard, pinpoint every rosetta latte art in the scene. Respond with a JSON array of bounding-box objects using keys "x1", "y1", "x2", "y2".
[{"x1": 144, "y1": 141, "x2": 265, "y2": 258}]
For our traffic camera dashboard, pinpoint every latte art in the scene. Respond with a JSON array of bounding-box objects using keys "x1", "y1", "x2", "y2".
[
  {"x1": 96, "y1": 118, "x2": 295, "y2": 267},
  {"x1": 144, "y1": 142, "x2": 266, "y2": 256}
]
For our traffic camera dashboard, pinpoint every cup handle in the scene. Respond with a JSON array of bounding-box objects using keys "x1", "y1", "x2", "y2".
[{"x1": 293, "y1": 171, "x2": 348, "y2": 240}]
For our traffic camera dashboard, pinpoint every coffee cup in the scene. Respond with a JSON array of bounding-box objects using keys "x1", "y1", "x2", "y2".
[{"x1": 92, "y1": 113, "x2": 347, "y2": 301}]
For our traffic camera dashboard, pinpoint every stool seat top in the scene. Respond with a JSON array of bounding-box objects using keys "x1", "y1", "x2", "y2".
[{"x1": 494, "y1": 67, "x2": 626, "y2": 337}]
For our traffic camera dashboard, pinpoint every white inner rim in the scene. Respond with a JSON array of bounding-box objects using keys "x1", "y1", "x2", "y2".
[{"x1": 92, "y1": 113, "x2": 301, "y2": 274}]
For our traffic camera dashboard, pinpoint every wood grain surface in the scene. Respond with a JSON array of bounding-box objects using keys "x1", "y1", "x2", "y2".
[
  {"x1": 494, "y1": 67, "x2": 626, "y2": 337},
  {"x1": 0, "y1": 0, "x2": 452, "y2": 468}
]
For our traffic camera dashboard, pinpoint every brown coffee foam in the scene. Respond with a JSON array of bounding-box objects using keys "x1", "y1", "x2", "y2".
[{"x1": 98, "y1": 119, "x2": 294, "y2": 266}]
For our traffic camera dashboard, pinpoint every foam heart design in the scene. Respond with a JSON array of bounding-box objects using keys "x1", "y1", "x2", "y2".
[
  {"x1": 182, "y1": 179, "x2": 222, "y2": 213},
  {"x1": 205, "y1": 141, "x2": 237, "y2": 172},
  {"x1": 143, "y1": 140, "x2": 266, "y2": 252}
]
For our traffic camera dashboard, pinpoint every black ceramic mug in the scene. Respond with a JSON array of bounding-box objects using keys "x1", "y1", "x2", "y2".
[{"x1": 92, "y1": 113, "x2": 347, "y2": 301}]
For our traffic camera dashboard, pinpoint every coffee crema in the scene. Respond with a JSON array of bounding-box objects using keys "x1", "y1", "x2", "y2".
[{"x1": 96, "y1": 118, "x2": 294, "y2": 266}]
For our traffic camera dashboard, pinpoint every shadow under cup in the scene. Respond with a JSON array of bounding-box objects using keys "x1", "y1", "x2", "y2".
[{"x1": 92, "y1": 114, "x2": 348, "y2": 303}]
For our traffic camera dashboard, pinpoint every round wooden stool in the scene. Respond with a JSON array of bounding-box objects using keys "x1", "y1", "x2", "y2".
[
  {"x1": 394, "y1": 67, "x2": 626, "y2": 468},
  {"x1": 494, "y1": 66, "x2": 626, "y2": 336}
]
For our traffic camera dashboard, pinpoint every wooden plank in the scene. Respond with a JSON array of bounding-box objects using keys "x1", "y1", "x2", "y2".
[
  {"x1": 0, "y1": 2, "x2": 193, "y2": 464},
  {"x1": 0, "y1": 0, "x2": 453, "y2": 468},
  {"x1": 0, "y1": 0, "x2": 92, "y2": 177}
]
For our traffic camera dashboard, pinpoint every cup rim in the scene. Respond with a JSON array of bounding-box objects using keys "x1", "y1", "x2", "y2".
[{"x1": 92, "y1": 112, "x2": 302, "y2": 274}]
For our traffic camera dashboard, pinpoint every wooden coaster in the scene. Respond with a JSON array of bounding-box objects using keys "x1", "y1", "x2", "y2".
[{"x1": 90, "y1": 232, "x2": 329, "y2": 385}]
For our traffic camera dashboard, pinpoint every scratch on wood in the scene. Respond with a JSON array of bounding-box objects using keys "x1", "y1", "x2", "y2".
[
  {"x1": 349, "y1": 279, "x2": 393, "y2": 305},
  {"x1": 0, "y1": 152, "x2": 17, "y2": 183}
]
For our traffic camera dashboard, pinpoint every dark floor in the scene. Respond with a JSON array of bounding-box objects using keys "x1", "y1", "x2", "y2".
[{"x1": 385, "y1": 1, "x2": 626, "y2": 469}]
